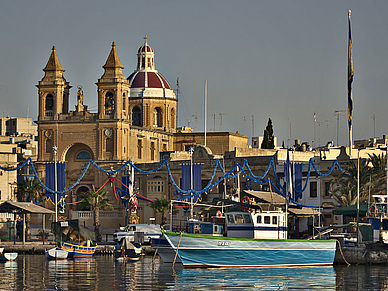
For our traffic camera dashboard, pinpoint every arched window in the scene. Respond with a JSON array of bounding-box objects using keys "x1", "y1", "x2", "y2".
[
  {"x1": 132, "y1": 106, "x2": 142, "y2": 126},
  {"x1": 153, "y1": 108, "x2": 162, "y2": 127},
  {"x1": 105, "y1": 92, "x2": 114, "y2": 115},
  {"x1": 45, "y1": 94, "x2": 54, "y2": 116},
  {"x1": 76, "y1": 151, "x2": 91, "y2": 160}
]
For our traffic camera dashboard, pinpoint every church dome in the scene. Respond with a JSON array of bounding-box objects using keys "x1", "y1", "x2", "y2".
[
  {"x1": 127, "y1": 36, "x2": 171, "y2": 90},
  {"x1": 127, "y1": 71, "x2": 171, "y2": 89}
]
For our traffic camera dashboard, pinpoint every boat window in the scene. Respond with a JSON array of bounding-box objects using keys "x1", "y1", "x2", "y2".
[
  {"x1": 272, "y1": 216, "x2": 278, "y2": 225},
  {"x1": 264, "y1": 216, "x2": 270, "y2": 224},
  {"x1": 243, "y1": 214, "x2": 252, "y2": 224},
  {"x1": 257, "y1": 215, "x2": 262, "y2": 224},
  {"x1": 214, "y1": 225, "x2": 219, "y2": 233},
  {"x1": 235, "y1": 214, "x2": 244, "y2": 224},
  {"x1": 227, "y1": 214, "x2": 235, "y2": 224}
]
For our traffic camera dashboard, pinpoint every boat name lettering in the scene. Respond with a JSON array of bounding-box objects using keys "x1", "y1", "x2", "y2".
[{"x1": 218, "y1": 241, "x2": 231, "y2": 246}]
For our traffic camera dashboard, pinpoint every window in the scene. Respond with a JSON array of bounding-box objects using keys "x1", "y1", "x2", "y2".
[
  {"x1": 46, "y1": 139, "x2": 52, "y2": 154},
  {"x1": 310, "y1": 181, "x2": 317, "y2": 198},
  {"x1": 272, "y1": 216, "x2": 278, "y2": 225},
  {"x1": 325, "y1": 182, "x2": 331, "y2": 196},
  {"x1": 45, "y1": 94, "x2": 54, "y2": 111},
  {"x1": 170, "y1": 108, "x2": 175, "y2": 129},
  {"x1": 264, "y1": 216, "x2": 270, "y2": 224},
  {"x1": 243, "y1": 214, "x2": 252, "y2": 224},
  {"x1": 147, "y1": 179, "x2": 165, "y2": 194},
  {"x1": 137, "y1": 139, "x2": 142, "y2": 159},
  {"x1": 105, "y1": 92, "x2": 114, "y2": 115},
  {"x1": 150, "y1": 142, "x2": 155, "y2": 161},
  {"x1": 76, "y1": 151, "x2": 91, "y2": 160},
  {"x1": 257, "y1": 215, "x2": 262, "y2": 224},
  {"x1": 234, "y1": 214, "x2": 244, "y2": 224},
  {"x1": 227, "y1": 214, "x2": 235, "y2": 224},
  {"x1": 163, "y1": 143, "x2": 167, "y2": 152},
  {"x1": 132, "y1": 107, "x2": 142, "y2": 126}
]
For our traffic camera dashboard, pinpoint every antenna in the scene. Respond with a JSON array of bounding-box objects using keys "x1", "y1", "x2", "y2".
[
  {"x1": 316, "y1": 121, "x2": 324, "y2": 147},
  {"x1": 192, "y1": 112, "x2": 199, "y2": 131},
  {"x1": 242, "y1": 115, "x2": 246, "y2": 136},
  {"x1": 219, "y1": 113, "x2": 225, "y2": 131},
  {"x1": 372, "y1": 114, "x2": 376, "y2": 138},
  {"x1": 212, "y1": 113, "x2": 216, "y2": 132},
  {"x1": 334, "y1": 110, "x2": 346, "y2": 146},
  {"x1": 252, "y1": 115, "x2": 254, "y2": 139}
]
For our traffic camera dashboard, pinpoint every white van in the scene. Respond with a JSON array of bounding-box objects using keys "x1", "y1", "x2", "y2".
[{"x1": 113, "y1": 224, "x2": 162, "y2": 244}]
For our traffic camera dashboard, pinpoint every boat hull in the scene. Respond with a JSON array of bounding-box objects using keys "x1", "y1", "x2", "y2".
[
  {"x1": 163, "y1": 232, "x2": 336, "y2": 268},
  {"x1": 45, "y1": 247, "x2": 68, "y2": 260},
  {"x1": 151, "y1": 237, "x2": 181, "y2": 263},
  {"x1": 62, "y1": 242, "x2": 96, "y2": 258},
  {"x1": 0, "y1": 252, "x2": 18, "y2": 261}
]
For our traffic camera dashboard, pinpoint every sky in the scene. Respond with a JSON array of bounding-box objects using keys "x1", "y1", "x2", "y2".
[{"x1": 0, "y1": 1, "x2": 387, "y2": 148}]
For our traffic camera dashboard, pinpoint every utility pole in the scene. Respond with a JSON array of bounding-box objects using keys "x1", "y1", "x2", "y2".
[{"x1": 334, "y1": 110, "x2": 346, "y2": 146}]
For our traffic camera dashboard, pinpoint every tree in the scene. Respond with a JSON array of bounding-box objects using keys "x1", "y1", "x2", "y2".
[
  {"x1": 16, "y1": 178, "x2": 43, "y2": 241},
  {"x1": 150, "y1": 196, "x2": 171, "y2": 225},
  {"x1": 330, "y1": 155, "x2": 378, "y2": 207},
  {"x1": 261, "y1": 118, "x2": 275, "y2": 149},
  {"x1": 79, "y1": 186, "x2": 113, "y2": 242},
  {"x1": 367, "y1": 153, "x2": 386, "y2": 195}
]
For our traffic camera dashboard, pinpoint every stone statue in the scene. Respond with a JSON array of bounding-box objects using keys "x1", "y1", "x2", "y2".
[{"x1": 77, "y1": 87, "x2": 84, "y2": 105}]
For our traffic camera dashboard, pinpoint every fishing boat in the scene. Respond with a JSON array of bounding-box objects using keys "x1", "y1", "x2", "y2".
[
  {"x1": 151, "y1": 236, "x2": 181, "y2": 263},
  {"x1": 51, "y1": 220, "x2": 97, "y2": 258},
  {"x1": 45, "y1": 246, "x2": 68, "y2": 260},
  {"x1": 114, "y1": 237, "x2": 142, "y2": 260},
  {"x1": 0, "y1": 248, "x2": 17, "y2": 262},
  {"x1": 162, "y1": 230, "x2": 336, "y2": 268},
  {"x1": 162, "y1": 210, "x2": 336, "y2": 268},
  {"x1": 62, "y1": 241, "x2": 97, "y2": 258}
]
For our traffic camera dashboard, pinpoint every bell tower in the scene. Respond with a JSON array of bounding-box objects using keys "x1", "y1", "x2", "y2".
[
  {"x1": 97, "y1": 42, "x2": 130, "y2": 120},
  {"x1": 36, "y1": 46, "x2": 71, "y2": 121}
]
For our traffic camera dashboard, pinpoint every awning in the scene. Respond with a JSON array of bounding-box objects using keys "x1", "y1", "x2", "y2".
[
  {"x1": 332, "y1": 202, "x2": 369, "y2": 217},
  {"x1": 243, "y1": 190, "x2": 319, "y2": 216},
  {"x1": 0, "y1": 200, "x2": 55, "y2": 214}
]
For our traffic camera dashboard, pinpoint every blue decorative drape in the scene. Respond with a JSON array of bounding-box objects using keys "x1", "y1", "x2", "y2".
[
  {"x1": 181, "y1": 163, "x2": 201, "y2": 191},
  {"x1": 45, "y1": 162, "x2": 66, "y2": 202},
  {"x1": 294, "y1": 163, "x2": 303, "y2": 201}
]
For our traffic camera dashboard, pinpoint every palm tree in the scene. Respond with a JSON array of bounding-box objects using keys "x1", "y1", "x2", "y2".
[
  {"x1": 367, "y1": 153, "x2": 386, "y2": 195},
  {"x1": 79, "y1": 186, "x2": 113, "y2": 242},
  {"x1": 16, "y1": 178, "x2": 43, "y2": 241},
  {"x1": 150, "y1": 196, "x2": 171, "y2": 225},
  {"x1": 330, "y1": 158, "x2": 371, "y2": 207}
]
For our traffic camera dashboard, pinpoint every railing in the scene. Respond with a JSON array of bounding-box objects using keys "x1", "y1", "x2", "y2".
[{"x1": 71, "y1": 211, "x2": 123, "y2": 219}]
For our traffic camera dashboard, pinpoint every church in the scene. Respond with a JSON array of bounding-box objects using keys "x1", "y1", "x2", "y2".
[{"x1": 35, "y1": 37, "x2": 177, "y2": 226}]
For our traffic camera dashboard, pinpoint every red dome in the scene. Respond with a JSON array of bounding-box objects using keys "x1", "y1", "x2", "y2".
[
  {"x1": 127, "y1": 71, "x2": 171, "y2": 89},
  {"x1": 138, "y1": 44, "x2": 154, "y2": 53}
]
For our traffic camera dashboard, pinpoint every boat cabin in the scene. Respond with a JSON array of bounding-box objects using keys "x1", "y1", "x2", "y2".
[{"x1": 225, "y1": 211, "x2": 287, "y2": 239}]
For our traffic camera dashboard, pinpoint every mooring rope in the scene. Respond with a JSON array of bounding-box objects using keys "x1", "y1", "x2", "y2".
[
  {"x1": 336, "y1": 239, "x2": 351, "y2": 266},
  {"x1": 172, "y1": 232, "x2": 183, "y2": 269}
]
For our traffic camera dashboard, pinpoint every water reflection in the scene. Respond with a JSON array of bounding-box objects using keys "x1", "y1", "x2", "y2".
[{"x1": 0, "y1": 255, "x2": 387, "y2": 290}]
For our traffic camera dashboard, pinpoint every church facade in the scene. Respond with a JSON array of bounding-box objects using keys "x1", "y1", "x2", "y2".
[{"x1": 35, "y1": 38, "x2": 177, "y2": 226}]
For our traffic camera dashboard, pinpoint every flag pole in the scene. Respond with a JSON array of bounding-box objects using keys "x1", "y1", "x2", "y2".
[{"x1": 348, "y1": 10, "x2": 354, "y2": 156}]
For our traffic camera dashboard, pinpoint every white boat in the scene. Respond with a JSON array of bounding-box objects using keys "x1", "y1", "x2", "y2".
[
  {"x1": 45, "y1": 247, "x2": 68, "y2": 260},
  {"x1": 0, "y1": 248, "x2": 17, "y2": 261}
]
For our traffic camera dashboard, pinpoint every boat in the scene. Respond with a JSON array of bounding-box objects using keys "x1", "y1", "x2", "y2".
[
  {"x1": 51, "y1": 220, "x2": 97, "y2": 258},
  {"x1": 62, "y1": 241, "x2": 97, "y2": 258},
  {"x1": 162, "y1": 210, "x2": 336, "y2": 268},
  {"x1": 45, "y1": 246, "x2": 68, "y2": 260},
  {"x1": 151, "y1": 236, "x2": 181, "y2": 263},
  {"x1": 0, "y1": 248, "x2": 17, "y2": 261},
  {"x1": 162, "y1": 230, "x2": 336, "y2": 268},
  {"x1": 114, "y1": 237, "x2": 142, "y2": 260}
]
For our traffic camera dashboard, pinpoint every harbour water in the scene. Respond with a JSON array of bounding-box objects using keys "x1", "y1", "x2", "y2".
[{"x1": 0, "y1": 254, "x2": 387, "y2": 290}]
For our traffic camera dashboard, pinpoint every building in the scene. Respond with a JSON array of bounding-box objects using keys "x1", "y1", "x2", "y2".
[{"x1": 34, "y1": 38, "x2": 177, "y2": 226}]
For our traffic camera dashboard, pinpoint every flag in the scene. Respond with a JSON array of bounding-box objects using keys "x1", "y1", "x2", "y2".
[
  {"x1": 348, "y1": 10, "x2": 354, "y2": 130},
  {"x1": 284, "y1": 151, "x2": 293, "y2": 200},
  {"x1": 314, "y1": 112, "x2": 316, "y2": 122}
]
